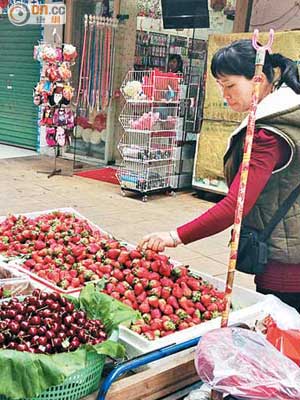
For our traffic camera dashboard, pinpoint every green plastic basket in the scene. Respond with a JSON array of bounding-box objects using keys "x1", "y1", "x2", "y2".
[{"x1": 0, "y1": 351, "x2": 105, "y2": 400}]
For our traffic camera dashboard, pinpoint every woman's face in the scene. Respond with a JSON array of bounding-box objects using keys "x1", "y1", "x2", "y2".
[
  {"x1": 216, "y1": 74, "x2": 254, "y2": 112},
  {"x1": 168, "y1": 59, "x2": 179, "y2": 73}
]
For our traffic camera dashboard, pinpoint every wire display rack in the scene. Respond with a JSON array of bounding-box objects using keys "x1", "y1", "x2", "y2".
[{"x1": 118, "y1": 70, "x2": 182, "y2": 201}]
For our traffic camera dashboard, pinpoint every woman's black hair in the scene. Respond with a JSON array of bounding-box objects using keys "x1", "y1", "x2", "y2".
[
  {"x1": 211, "y1": 39, "x2": 300, "y2": 94},
  {"x1": 168, "y1": 54, "x2": 183, "y2": 73}
]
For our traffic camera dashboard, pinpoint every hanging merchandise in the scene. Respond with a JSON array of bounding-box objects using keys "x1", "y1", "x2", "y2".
[
  {"x1": 74, "y1": 15, "x2": 118, "y2": 161},
  {"x1": 33, "y1": 35, "x2": 77, "y2": 177}
]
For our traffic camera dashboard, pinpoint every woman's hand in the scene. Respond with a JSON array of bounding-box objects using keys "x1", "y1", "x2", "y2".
[{"x1": 138, "y1": 231, "x2": 182, "y2": 252}]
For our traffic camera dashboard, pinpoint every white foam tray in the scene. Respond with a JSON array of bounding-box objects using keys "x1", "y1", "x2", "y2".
[
  {"x1": 119, "y1": 271, "x2": 266, "y2": 357},
  {"x1": 0, "y1": 208, "x2": 115, "y2": 295}
]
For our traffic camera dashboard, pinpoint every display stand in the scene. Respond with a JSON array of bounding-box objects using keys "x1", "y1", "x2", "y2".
[
  {"x1": 37, "y1": 145, "x2": 73, "y2": 178},
  {"x1": 118, "y1": 69, "x2": 182, "y2": 201},
  {"x1": 33, "y1": 30, "x2": 77, "y2": 178}
]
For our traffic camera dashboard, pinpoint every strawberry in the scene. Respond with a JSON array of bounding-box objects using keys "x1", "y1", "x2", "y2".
[
  {"x1": 122, "y1": 299, "x2": 133, "y2": 308},
  {"x1": 207, "y1": 303, "x2": 219, "y2": 312},
  {"x1": 192, "y1": 291, "x2": 201, "y2": 302},
  {"x1": 87, "y1": 243, "x2": 100, "y2": 254},
  {"x1": 159, "y1": 262, "x2": 172, "y2": 277},
  {"x1": 116, "y1": 282, "x2": 126, "y2": 294},
  {"x1": 176, "y1": 308, "x2": 188, "y2": 320},
  {"x1": 148, "y1": 286, "x2": 162, "y2": 297},
  {"x1": 150, "y1": 318, "x2": 163, "y2": 331},
  {"x1": 148, "y1": 272, "x2": 161, "y2": 281},
  {"x1": 129, "y1": 249, "x2": 142, "y2": 259},
  {"x1": 180, "y1": 282, "x2": 192, "y2": 298},
  {"x1": 111, "y1": 269, "x2": 124, "y2": 281},
  {"x1": 162, "y1": 320, "x2": 176, "y2": 331},
  {"x1": 167, "y1": 295, "x2": 179, "y2": 310},
  {"x1": 144, "y1": 249, "x2": 157, "y2": 261},
  {"x1": 110, "y1": 292, "x2": 121, "y2": 300},
  {"x1": 125, "y1": 273, "x2": 135, "y2": 285},
  {"x1": 158, "y1": 298, "x2": 166, "y2": 312},
  {"x1": 106, "y1": 248, "x2": 121, "y2": 260},
  {"x1": 148, "y1": 279, "x2": 160, "y2": 289},
  {"x1": 163, "y1": 304, "x2": 174, "y2": 315},
  {"x1": 124, "y1": 290, "x2": 136, "y2": 302},
  {"x1": 139, "y1": 302, "x2": 150, "y2": 313},
  {"x1": 150, "y1": 260, "x2": 161, "y2": 272},
  {"x1": 201, "y1": 294, "x2": 212, "y2": 307},
  {"x1": 130, "y1": 324, "x2": 142, "y2": 334},
  {"x1": 171, "y1": 266, "x2": 188, "y2": 278},
  {"x1": 70, "y1": 278, "x2": 80, "y2": 288},
  {"x1": 202, "y1": 310, "x2": 212, "y2": 320},
  {"x1": 178, "y1": 321, "x2": 189, "y2": 330},
  {"x1": 160, "y1": 277, "x2": 174, "y2": 287},
  {"x1": 187, "y1": 277, "x2": 201, "y2": 291},
  {"x1": 148, "y1": 295, "x2": 159, "y2": 308},
  {"x1": 136, "y1": 292, "x2": 147, "y2": 304},
  {"x1": 118, "y1": 251, "x2": 130, "y2": 265},
  {"x1": 172, "y1": 283, "x2": 183, "y2": 299},
  {"x1": 143, "y1": 331, "x2": 155, "y2": 340},
  {"x1": 161, "y1": 287, "x2": 172, "y2": 299},
  {"x1": 194, "y1": 302, "x2": 206, "y2": 312},
  {"x1": 142, "y1": 313, "x2": 152, "y2": 324},
  {"x1": 134, "y1": 282, "x2": 144, "y2": 296},
  {"x1": 151, "y1": 308, "x2": 162, "y2": 319}
]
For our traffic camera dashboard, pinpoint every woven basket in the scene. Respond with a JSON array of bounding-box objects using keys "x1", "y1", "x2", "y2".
[{"x1": 0, "y1": 351, "x2": 105, "y2": 400}]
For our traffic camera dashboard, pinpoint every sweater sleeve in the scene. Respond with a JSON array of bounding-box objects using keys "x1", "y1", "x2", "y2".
[{"x1": 177, "y1": 129, "x2": 290, "y2": 244}]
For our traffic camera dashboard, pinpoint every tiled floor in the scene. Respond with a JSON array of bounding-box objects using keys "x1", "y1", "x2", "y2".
[{"x1": 0, "y1": 154, "x2": 255, "y2": 291}]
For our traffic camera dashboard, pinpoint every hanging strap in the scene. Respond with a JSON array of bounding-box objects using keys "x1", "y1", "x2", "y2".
[{"x1": 260, "y1": 182, "x2": 300, "y2": 241}]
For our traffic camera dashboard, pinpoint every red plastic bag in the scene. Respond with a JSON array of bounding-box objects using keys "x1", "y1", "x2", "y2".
[
  {"x1": 265, "y1": 316, "x2": 300, "y2": 366},
  {"x1": 195, "y1": 327, "x2": 300, "y2": 399}
]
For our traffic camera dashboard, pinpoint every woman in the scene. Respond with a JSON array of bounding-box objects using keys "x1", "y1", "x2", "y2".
[
  {"x1": 138, "y1": 40, "x2": 300, "y2": 311},
  {"x1": 167, "y1": 54, "x2": 183, "y2": 74}
]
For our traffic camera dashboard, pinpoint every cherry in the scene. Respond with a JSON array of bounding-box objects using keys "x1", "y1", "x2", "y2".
[
  {"x1": 20, "y1": 321, "x2": 29, "y2": 331},
  {"x1": 64, "y1": 315, "x2": 74, "y2": 326},
  {"x1": 38, "y1": 336, "x2": 47, "y2": 346},
  {"x1": 0, "y1": 333, "x2": 5, "y2": 344},
  {"x1": 28, "y1": 327, "x2": 38, "y2": 336},
  {"x1": 8, "y1": 321, "x2": 20, "y2": 334},
  {"x1": 29, "y1": 316, "x2": 41, "y2": 325}
]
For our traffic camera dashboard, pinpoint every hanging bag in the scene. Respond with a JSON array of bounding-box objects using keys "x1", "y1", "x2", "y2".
[{"x1": 237, "y1": 183, "x2": 300, "y2": 275}]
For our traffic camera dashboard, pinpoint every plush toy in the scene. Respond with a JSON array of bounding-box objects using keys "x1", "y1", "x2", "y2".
[
  {"x1": 123, "y1": 80, "x2": 144, "y2": 100},
  {"x1": 45, "y1": 65, "x2": 59, "y2": 82},
  {"x1": 63, "y1": 44, "x2": 77, "y2": 62},
  {"x1": 46, "y1": 127, "x2": 57, "y2": 146},
  {"x1": 56, "y1": 127, "x2": 66, "y2": 146},
  {"x1": 90, "y1": 130, "x2": 102, "y2": 145},
  {"x1": 63, "y1": 84, "x2": 74, "y2": 101},
  {"x1": 58, "y1": 63, "x2": 72, "y2": 81},
  {"x1": 82, "y1": 128, "x2": 93, "y2": 143},
  {"x1": 92, "y1": 112, "x2": 107, "y2": 132},
  {"x1": 41, "y1": 45, "x2": 57, "y2": 63}
]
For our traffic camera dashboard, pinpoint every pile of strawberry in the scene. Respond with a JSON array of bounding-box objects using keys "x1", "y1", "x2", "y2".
[
  {"x1": 100, "y1": 249, "x2": 227, "y2": 340},
  {"x1": 0, "y1": 211, "x2": 227, "y2": 339},
  {"x1": 0, "y1": 211, "x2": 119, "y2": 290}
]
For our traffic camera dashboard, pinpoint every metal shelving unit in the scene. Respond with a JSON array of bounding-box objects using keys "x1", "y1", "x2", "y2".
[{"x1": 117, "y1": 70, "x2": 182, "y2": 201}]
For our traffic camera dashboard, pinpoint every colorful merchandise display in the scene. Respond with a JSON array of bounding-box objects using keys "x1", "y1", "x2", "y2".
[
  {"x1": 118, "y1": 69, "x2": 182, "y2": 201},
  {"x1": 33, "y1": 42, "x2": 77, "y2": 149}
]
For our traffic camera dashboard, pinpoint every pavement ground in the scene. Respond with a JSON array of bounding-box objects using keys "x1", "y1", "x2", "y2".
[{"x1": 0, "y1": 154, "x2": 255, "y2": 291}]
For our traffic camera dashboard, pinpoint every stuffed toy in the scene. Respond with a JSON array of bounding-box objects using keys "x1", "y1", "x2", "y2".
[
  {"x1": 63, "y1": 44, "x2": 77, "y2": 62},
  {"x1": 56, "y1": 127, "x2": 66, "y2": 146},
  {"x1": 46, "y1": 127, "x2": 57, "y2": 146}
]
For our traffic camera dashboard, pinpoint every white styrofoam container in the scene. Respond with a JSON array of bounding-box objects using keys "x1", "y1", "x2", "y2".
[
  {"x1": 0, "y1": 208, "x2": 115, "y2": 295},
  {"x1": 119, "y1": 270, "x2": 266, "y2": 358}
]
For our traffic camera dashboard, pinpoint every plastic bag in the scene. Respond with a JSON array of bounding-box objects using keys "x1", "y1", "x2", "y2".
[
  {"x1": 265, "y1": 317, "x2": 300, "y2": 366},
  {"x1": 195, "y1": 327, "x2": 300, "y2": 400},
  {"x1": 257, "y1": 294, "x2": 300, "y2": 330}
]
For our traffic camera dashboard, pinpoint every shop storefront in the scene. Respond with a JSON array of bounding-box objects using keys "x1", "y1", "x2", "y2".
[{"x1": 0, "y1": 16, "x2": 41, "y2": 149}]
